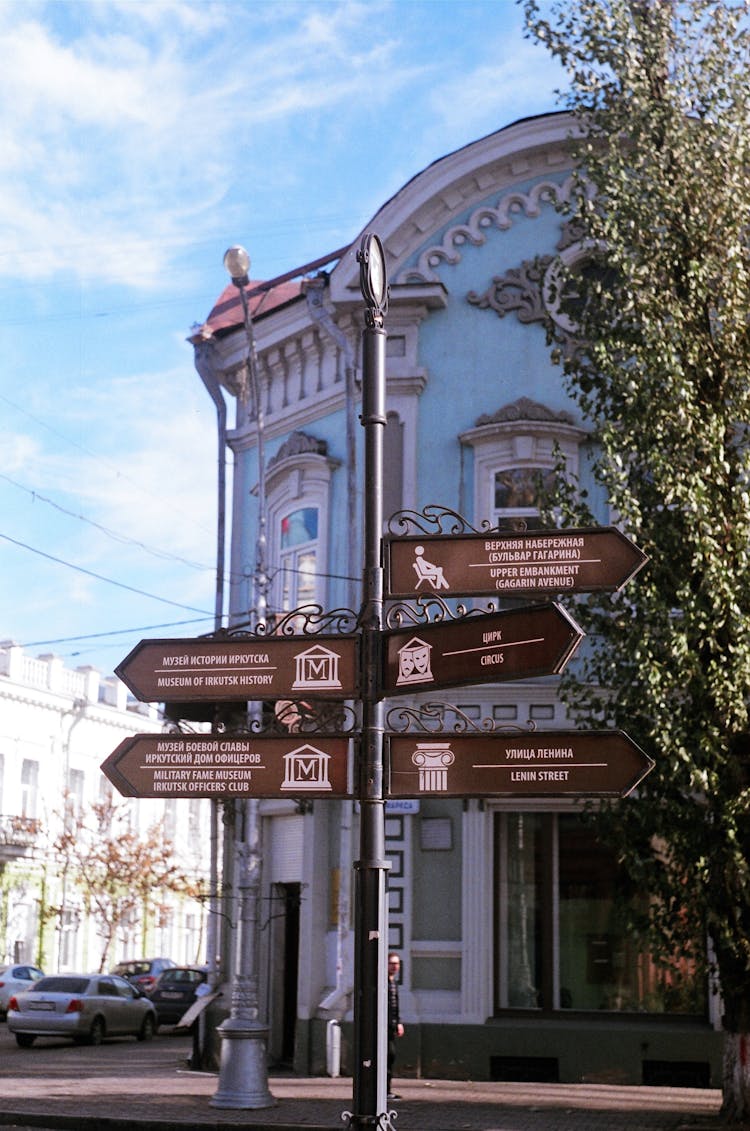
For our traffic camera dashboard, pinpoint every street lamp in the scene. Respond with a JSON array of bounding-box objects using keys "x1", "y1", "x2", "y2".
[{"x1": 210, "y1": 245, "x2": 274, "y2": 1111}]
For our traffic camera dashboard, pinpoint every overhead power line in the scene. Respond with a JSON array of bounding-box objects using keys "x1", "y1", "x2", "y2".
[
  {"x1": 0, "y1": 390, "x2": 214, "y2": 538},
  {"x1": 0, "y1": 532, "x2": 213, "y2": 615},
  {"x1": 19, "y1": 617, "x2": 215, "y2": 649},
  {"x1": 0, "y1": 472, "x2": 215, "y2": 572}
]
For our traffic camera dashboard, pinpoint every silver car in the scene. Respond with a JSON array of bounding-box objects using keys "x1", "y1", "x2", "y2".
[
  {"x1": 0, "y1": 963, "x2": 45, "y2": 1017},
  {"x1": 7, "y1": 973, "x2": 157, "y2": 1047}
]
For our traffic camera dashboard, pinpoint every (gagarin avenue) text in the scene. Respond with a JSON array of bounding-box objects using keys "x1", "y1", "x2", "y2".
[{"x1": 483, "y1": 536, "x2": 585, "y2": 591}]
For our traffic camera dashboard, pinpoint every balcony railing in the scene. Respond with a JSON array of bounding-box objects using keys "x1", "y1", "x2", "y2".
[{"x1": 0, "y1": 813, "x2": 42, "y2": 850}]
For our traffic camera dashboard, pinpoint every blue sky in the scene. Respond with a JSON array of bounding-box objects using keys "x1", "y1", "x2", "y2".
[{"x1": 0, "y1": 0, "x2": 566, "y2": 676}]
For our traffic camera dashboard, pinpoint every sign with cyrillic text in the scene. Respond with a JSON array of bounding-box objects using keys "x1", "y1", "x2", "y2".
[
  {"x1": 385, "y1": 527, "x2": 647, "y2": 598},
  {"x1": 115, "y1": 636, "x2": 358, "y2": 703}
]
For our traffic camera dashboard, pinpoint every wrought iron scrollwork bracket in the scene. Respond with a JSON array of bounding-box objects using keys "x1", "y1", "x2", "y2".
[
  {"x1": 385, "y1": 593, "x2": 499, "y2": 630},
  {"x1": 387, "y1": 505, "x2": 529, "y2": 538},
  {"x1": 272, "y1": 700, "x2": 359, "y2": 735},
  {"x1": 204, "y1": 604, "x2": 361, "y2": 640},
  {"x1": 385, "y1": 700, "x2": 538, "y2": 735}
]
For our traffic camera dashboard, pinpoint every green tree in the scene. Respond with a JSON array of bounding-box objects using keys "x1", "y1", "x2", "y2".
[
  {"x1": 54, "y1": 795, "x2": 193, "y2": 973},
  {"x1": 523, "y1": 0, "x2": 750, "y2": 1118}
]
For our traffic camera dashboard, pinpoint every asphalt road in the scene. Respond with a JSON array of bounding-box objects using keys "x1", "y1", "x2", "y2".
[
  {"x1": 0, "y1": 1021, "x2": 194, "y2": 1129},
  {"x1": 0, "y1": 1017, "x2": 193, "y2": 1075}
]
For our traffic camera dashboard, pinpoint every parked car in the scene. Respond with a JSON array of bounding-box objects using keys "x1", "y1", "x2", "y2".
[
  {"x1": 7, "y1": 973, "x2": 157, "y2": 1047},
  {"x1": 0, "y1": 964, "x2": 45, "y2": 1018},
  {"x1": 110, "y1": 957, "x2": 175, "y2": 995},
  {"x1": 150, "y1": 965, "x2": 209, "y2": 1028}
]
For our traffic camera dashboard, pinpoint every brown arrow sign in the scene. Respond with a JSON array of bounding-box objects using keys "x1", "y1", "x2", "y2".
[
  {"x1": 102, "y1": 733, "x2": 352, "y2": 799},
  {"x1": 382, "y1": 602, "x2": 583, "y2": 696},
  {"x1": 384, "y1": 526, "x2": 647, "y2": 599},
  {"x1": 115, "y1": 635, "x2": 359, "y2": 704},
  {"x1": 387, "y1": 730, "x2": 654, "y2": 799}
]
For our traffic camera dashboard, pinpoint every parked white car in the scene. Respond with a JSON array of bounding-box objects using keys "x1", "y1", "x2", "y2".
[
  {"x1": 0, "y1": 964, "x2": 44, "y2": 1018},
  {"x1": 7, "y1": 973, "x2": 156, "y2": 1047}
]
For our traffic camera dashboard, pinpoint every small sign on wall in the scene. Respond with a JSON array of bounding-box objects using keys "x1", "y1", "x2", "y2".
[{"x1": 419, "y1": 816, "x2": 453, "y2": 851}]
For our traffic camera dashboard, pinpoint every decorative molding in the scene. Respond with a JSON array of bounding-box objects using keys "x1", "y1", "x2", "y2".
[
  {"x1": 467, "y1": 256, "x2": 552, "y2": 324},
  {"x1": 267, "y1": 431, "x2": 328, "y2": 470},
  {"x1": 395, "y1": 176, "x2": 575, "y2": 285},
  {"x1": 466, "y1": 217, "x2": 591, "y2": 332},
  {"x1": 474, "y1": 397, "x2": 576, "y2": 428}
]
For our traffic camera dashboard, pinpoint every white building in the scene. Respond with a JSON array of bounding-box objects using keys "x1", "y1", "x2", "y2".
[{"x1": 0, "y1": 640, "x2": 211, "y2": 974}]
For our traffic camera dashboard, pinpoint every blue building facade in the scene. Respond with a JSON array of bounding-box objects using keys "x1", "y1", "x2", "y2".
[{"x1": 192, "y1": 113, "x2": 722, "y2": 1086}]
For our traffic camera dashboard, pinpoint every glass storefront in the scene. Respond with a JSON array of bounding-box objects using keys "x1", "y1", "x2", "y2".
[{"x1": 496, "y1": 811, "x2": 705, "y2": 1016}]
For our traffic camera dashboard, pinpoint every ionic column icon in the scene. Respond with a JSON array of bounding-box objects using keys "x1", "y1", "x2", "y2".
[{"x1": 411, "y1": 742, "x2": 455, "y2": 791}]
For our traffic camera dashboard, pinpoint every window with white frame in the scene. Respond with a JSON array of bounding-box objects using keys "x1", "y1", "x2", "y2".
[
  {"x1": 164, "y1": 799, "x2": 177, "y2": 842},
  {"x1": 68, "y1": 768, "x2": 84, "y2": 816},
  {"x1": 491, "y1": 466, "x2": 558, "y2": 527},
  {"x1": 64, "y1": 767, "x2": 85, "y2": 832},
  {"x1": 460, "y1": 398, "x2": 586, "y2": 530},
  {"x1": 265, "y1": 432, "x2": 336, "y2": 619},
  {"x1": 21, "y1": 759, "x2": 39, "y2": 818},
  {"x1": 279, "y1": 505, "x2": 319, "y2": 613}
]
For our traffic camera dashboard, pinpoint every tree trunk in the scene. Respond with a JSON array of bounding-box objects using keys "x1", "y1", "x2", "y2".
[{"x1": 722, "y1": 1032, "x2": 750, "y2": 1122}]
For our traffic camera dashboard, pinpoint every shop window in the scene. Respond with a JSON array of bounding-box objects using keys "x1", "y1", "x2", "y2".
[
  {"x1": 503, "y1": 813, "x2": 543, "y2": 1008},
  {"x1": 495, "y1": 810, "x2": 706, "y2": 1016}
]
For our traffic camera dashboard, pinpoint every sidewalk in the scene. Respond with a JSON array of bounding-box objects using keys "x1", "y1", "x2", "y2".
[{"x1": 0, "y1": 1055, "x2": 731, "y2": 1131}]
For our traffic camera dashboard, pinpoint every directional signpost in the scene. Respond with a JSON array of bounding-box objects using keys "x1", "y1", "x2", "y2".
[
  {"x1": 102, "y1": 733, "x2": 352, "y2": 800},
  {"x1": 115, "y1": 635, "x2": 358, "y2": 704},
  {"x1": 103, "y1": 232, "x2": 654, "y2": 1131},
  {"x1": 385, "y1": 526, "x2": 647, "y2": 599},
  {"x1": 387, "y1": 729, "x2": 654, "y2": 799},
  {"x1": 383, "y1": 602, "x2": 584, "y2": 696}
]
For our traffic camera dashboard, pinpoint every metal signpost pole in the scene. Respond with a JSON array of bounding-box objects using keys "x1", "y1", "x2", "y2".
[{"x1": 350, "y1": 234, "x2": 390, "y2": 1129}]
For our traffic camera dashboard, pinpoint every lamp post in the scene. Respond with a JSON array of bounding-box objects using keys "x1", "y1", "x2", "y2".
[{"x1": 210, "y1": 245, "x2": 274, "y2": 1111}]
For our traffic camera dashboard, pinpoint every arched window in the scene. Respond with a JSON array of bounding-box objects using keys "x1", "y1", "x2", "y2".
[
  {"x1": 265, "y1": 432, "x2": 338, "y2": 618},
  {"x1": 279, "y1": 505, "x2": 319, "y2": 613}
]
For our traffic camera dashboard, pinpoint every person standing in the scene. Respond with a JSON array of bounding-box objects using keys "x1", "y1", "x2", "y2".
[{"x1": 387, "y1": 952, "x2": 404, "y2": 1100}]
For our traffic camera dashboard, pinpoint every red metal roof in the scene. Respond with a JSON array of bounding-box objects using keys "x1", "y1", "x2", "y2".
[
  {"x1": 198, "y1": 245, "x2": 350, "y2": 338},
  {"x1": 202, "y1": 278, "x2": 303, "y2": 336}
]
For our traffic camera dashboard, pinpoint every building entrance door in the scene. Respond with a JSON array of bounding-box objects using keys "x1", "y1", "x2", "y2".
[{"x1": 268, "y1": 881, "x2": 300, "y2": 1067}]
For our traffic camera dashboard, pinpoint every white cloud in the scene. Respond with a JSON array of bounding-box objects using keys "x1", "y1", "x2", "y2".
[{"x1": 0, "y1": 0, "x2": 424, "y2": 289}]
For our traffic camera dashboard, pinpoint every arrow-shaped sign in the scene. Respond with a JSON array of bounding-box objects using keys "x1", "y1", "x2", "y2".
[
  {"x1": 115, "y1": 635, "x2": 359, "y2": 704},
  {"x1": 382, "y1": 602, "x2": 583, "y2": 696},
  {"x1": 387, "y1": 729, "x2": 654, "y2": 798},
  {"x1": 102, "y1": 733, "x2": 352, "y2": 799},
  {"x1": 385, "y1": 526, "x2": 647, "y2": 599}
]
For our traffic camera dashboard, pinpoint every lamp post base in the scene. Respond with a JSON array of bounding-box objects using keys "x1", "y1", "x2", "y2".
[{"x1": 210, "y1": 1017, "x2": 275, "y2": 1110}]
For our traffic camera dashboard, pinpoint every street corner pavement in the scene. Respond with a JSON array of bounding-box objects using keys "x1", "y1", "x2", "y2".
[{"x1": 0, "y1": 1029, "x2": 730, "y2": 1131}]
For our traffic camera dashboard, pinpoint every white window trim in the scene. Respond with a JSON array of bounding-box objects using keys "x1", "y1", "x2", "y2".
[
  {"x1": 460, "y1": 415, "x2": 587, "y2": 527},
  {"x1": 265, "y1": 449, "x2": 336, "y2": 615}
]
